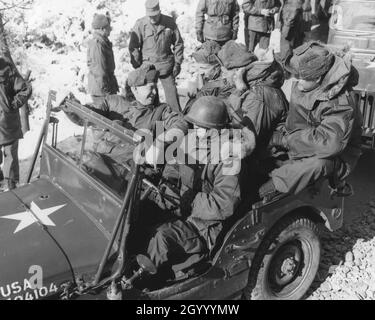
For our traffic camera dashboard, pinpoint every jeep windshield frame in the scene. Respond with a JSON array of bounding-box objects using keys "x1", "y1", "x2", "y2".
[{"x1": 37, "y1": 92, "x2": 144, "y2": 292}]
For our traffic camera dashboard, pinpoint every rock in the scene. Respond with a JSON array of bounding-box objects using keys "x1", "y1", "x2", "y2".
[
  {"x1": 366, "y1": 290, "x2": 375, "y2": 299},
  {"x1": 354, "y1": 258, "x2": 361, "y2": 267},
  {"x1": 328, "y1": 265, "x2": 339, "y2": 275},
  {"x1": 320, "y1": 282, "x2": 332, "y2": 292},
  {"x1": 331, "y1": 279, "x2": 342, "y2": 291},
  {"x1": 345, "y1": 252, "x2": 354, "y2": 263}
]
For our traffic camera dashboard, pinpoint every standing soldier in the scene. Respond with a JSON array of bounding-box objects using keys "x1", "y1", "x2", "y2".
[
  {"x1": 279, "y1": 0, "x2": 305, "y2": 63},
  {"x1": 195, "y1": 0, "x2": 240, "y2": 46},
  {"x1": 129, "y1": 0, "x2": 184, "y2": 113},
  {"x1": 87, "y1": 13, "x2": 119, "y2": 106},
  {"x1": 242, "y1": 0, "x2": 281, "y2": 52},
  {"x1": 0, "y1": 58, "x2": 32, "y2": 191}
]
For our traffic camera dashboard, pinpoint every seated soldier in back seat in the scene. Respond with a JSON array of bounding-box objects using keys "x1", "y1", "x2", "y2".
[
  {"x1": 185, "y1": 40, "x2": 257, "y2": 113},
  {"x1": 260, "y1": 42, "x2": 363, "y2": 199}
]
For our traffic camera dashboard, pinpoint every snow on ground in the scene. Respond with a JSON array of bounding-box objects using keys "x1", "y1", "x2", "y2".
[{"x1": 15, "y1": 0, "x2": 249, "y2": 160}]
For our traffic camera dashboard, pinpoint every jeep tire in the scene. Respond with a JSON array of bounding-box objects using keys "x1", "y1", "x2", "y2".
[{"x1": 244, "y1": 214, "x2": 321, "y2": 300}]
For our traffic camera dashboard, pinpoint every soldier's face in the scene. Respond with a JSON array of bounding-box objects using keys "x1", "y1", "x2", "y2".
[
  {"x1": 149, "y1": 14, "x2": 161, "y2": 25},
  {"x1": 297, "y1": 78, "x2": 321, "y2": 92},
  {"x1": 134, "y1": 82, "x2": 157, "y2": 106},
  {"x1": 103, "y1": 25, "x2": 112, "y2": 37}
]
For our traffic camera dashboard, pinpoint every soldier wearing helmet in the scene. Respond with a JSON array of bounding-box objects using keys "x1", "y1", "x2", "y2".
[
  {"x1": 145, "y1": 96, "x2": 254, "y2": 284},
  {"x1": 261, "y1": 41, "x2": 363, "y2": 199}
]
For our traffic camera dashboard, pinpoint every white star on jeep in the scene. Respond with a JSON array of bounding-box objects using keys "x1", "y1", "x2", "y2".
[{"x1": 1, "y1": 202, "x2": 67, "y2": 234}]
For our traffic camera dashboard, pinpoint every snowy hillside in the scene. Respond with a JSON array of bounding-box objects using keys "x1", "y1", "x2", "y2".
[{"x1": 6, "y1": 0, "x2": 247, "y2": 160}]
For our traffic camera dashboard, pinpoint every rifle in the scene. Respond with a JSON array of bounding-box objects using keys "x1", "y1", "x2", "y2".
[{"x1": 20, "y1": 70, "x2": 32, "y2": 134}]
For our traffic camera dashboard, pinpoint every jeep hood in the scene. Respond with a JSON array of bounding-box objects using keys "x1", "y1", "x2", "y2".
[{"x1": 0, "y1": 179, "x2": 109, "y2": 300}]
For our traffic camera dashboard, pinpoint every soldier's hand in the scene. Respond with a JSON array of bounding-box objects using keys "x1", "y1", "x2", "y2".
[
  {"x1": 173, "y1": 64, "x2": 181, "y2": 78},
  {"x1": 233, "y1": 67, "x2": 248, "y2": 92},
  {"x1": 261, "y1": 9, "x2": 270, "y2": 16},
  {"x1": 197, "y1": 32, "x2": 204, "y2": 43},
  {"x1": 269, "y1": 130, "x2": 287, "y2": 149}
]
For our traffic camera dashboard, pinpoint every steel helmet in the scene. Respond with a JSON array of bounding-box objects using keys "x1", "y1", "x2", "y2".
[{"x1": 184, "y1": 96, "x2": 229, "y2": 129}]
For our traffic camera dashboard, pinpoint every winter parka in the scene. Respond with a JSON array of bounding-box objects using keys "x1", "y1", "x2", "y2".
[
  {"x1": 129, "y1": 14, "x2": 184, "y2": 77},
  {"x1": 87, "y1": 32, "x2": 119, "y2": 97},
  {"x1": 283, "y1": 53, "x2": 363, "y2": 172},
  {"x1": 229, "y1": 60, "x2": 289, "y2": 155},
  {"x1": 0, "y1": 60, "x2": 32, "y2": 145}
]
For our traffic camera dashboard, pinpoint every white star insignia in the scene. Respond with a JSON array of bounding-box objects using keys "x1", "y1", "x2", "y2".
[{"x1": 1, "y1": 202, "x2": 67, "y2": 234}]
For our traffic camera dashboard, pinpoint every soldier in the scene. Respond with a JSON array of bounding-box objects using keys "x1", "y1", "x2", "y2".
[
  {"x1": 186, "y1": 41, "x2": 257, "y2": 113},
  {"x1": 260, "y1": 42, "x2": 363, "y2": 199},
  {"x1": 0, "y1": 58, "x2": 32, "y2": 191},
  {"x1": 242, "y1": 0, "x2": 281, "y2": 52},
  {"x1": 57, "y1": 65, "x2": 188, "y2": 193},
  {"x1": 87, "y1": 14, "x2": 119, "y2": 104},
  {"x1": 195, "y1": 0, "x2": 240, "y2": 46},
  {"x1": 87, "y1": 13, "x2": 119, "y2": 106},
  {"x1": 212, "y1": 41, "x2": 288, "y2": 159},
  {"x1": 279, "y1": 0, "x2": 305, "y2": 63},
  {"x1": 91, "y1": 65, "x2": 189, "y2": 168},
  {"x1": 145, "y1": 96, "x2": 252, "y2": 282},
  {"x1": 129, "y1": 0, "x2": 184, "y2": 113}
]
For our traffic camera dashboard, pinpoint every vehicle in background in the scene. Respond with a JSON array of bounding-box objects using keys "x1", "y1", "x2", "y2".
[{"x1": 328, "y1": 0, "x2": 375, "y2": 149}]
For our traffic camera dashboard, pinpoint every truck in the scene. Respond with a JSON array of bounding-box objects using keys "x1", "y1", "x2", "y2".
[{"x1": 328, "y1": 0, "x2": 375, "y2": 149}]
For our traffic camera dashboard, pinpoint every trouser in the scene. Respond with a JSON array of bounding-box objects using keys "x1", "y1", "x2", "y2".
[
  {"x1": 147, "y1": 219, "x2": 208, "y2": 272},
  {"x1": 159, "y1": 73, "x2": 181, "y2": 113},
  {"x1": 0, "y1": 140, "x2": 19, "y2": 189},
  {"x1": 270, "y1": 157, "x2": 349, "y2": 195},
  {"x1": 248, "y1": 30, "x2": 270, "y2": 52}
]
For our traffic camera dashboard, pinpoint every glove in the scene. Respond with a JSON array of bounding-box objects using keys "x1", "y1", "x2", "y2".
[
  {"x1": 269, "y1": 130, "x2": 287, "y2": 149},
  {"x1": 197, "y1": 31, "x2": 204, "y2": 43},
  {"x1": 173, "y1": 64, "x2": 181, "y2": 78},
  {"x1": 232, "y1": 32, "x2": 238, "y2": 41}
]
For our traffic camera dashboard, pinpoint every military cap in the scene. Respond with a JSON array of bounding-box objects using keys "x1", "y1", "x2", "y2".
[
  {"x1": 285, "y1": 41, "x2": 335, "y2": 81},
  {"x1": 145, "y1": 0, "x2": 161, "y2": 16},
  {"x1": 127, "y1": 65, "x2": 159, "y2": 87},
  {"x1": 92, "y1": 14, "x2": 111, "y2": 30},
  {"x1": 192, "y1": 40, "x2": 222, "y2": 65},
  {"x1": 216, "y1": 41, "x2": 257, "y2": 70}
]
